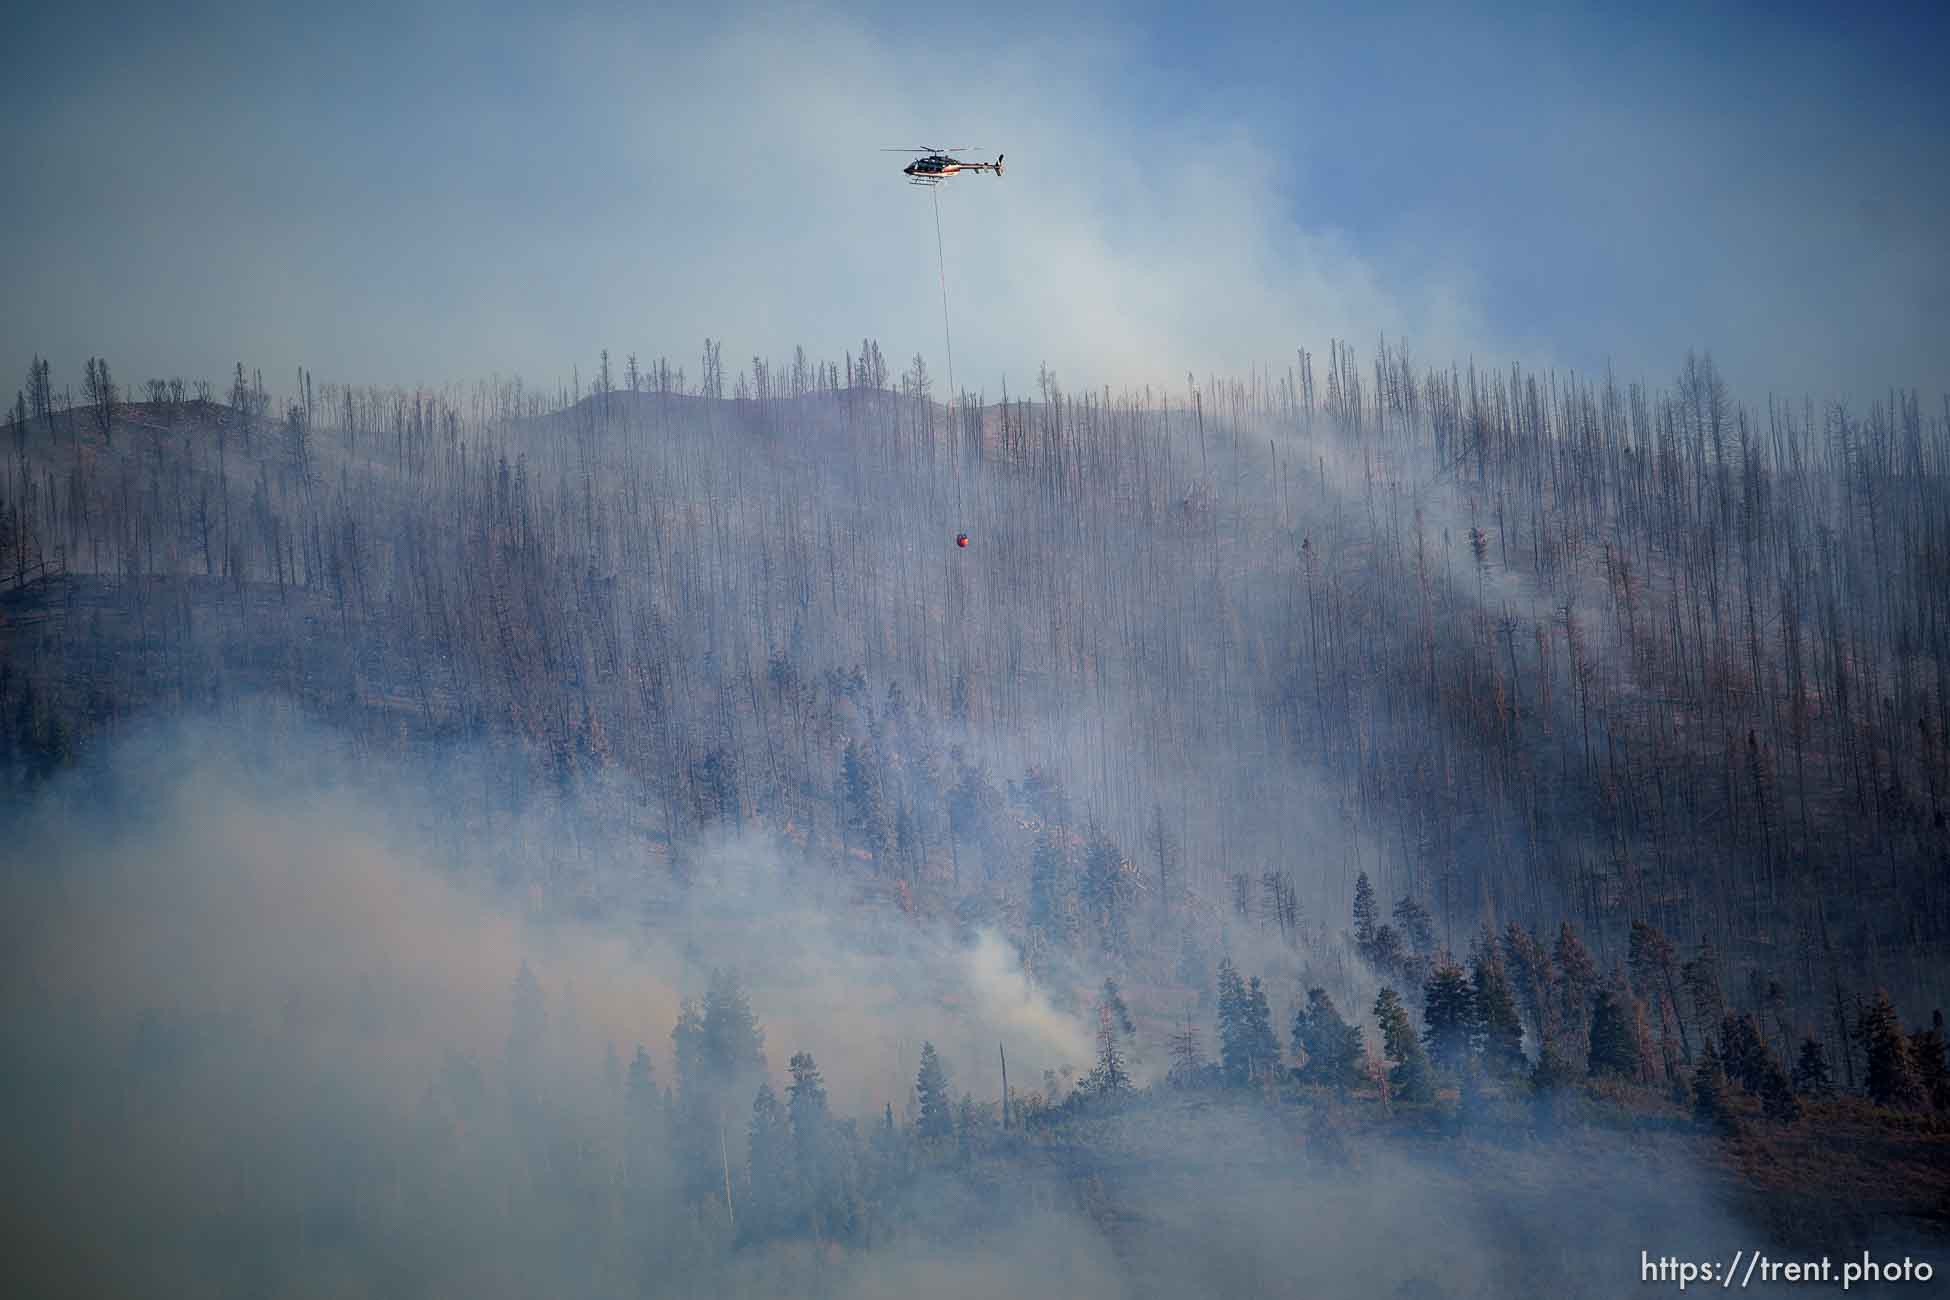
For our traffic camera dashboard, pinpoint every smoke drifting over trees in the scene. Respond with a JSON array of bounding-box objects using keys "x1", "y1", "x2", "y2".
[{"x1": 3, "y1": 336, "x2": 1948, "y2": 1295}]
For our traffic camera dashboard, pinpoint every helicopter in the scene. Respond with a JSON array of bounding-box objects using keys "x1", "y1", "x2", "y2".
[{"x1": 884, "y1": 147, "x2": 1004, "y2": 185}]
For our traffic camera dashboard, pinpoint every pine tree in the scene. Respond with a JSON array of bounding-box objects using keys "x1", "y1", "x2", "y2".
[
  {"x1": 1084, "y1": 978, "x2": 1137, "y2": 1097},
  {"x1": 1531, "y1": 1036, "x2": 1575, "y2": 1096},
  {"x1": 1791, "y1": 1036, "x2": 1834, "y2": 1098},
  {"x1": 1502, "y1": 921, "x2": 1553, "y2": 1047},
  {"x1": 1469, "y1": 939, "x2": 1527, "y2": 1076},
  {"x1": 1375, "y1": 987, "x2": 1433, "y2": 1103},
  {"x1": 1421, "y1": 961, "x2": 1474, "y2": 1074},
  {"x1": 1245, "y1": 977, "x2": 1280, "y2": 1083},
  {"x1": 1757, "y1": 1057, "x2": 1801, "y2": 1123},
  {"x1": 1681, "y1": 941, "x2": 1726, "y2": 1039},
  {"x1": 1081, "y1": 825, "x2": 1131, "y2": 957},
  {"x1": 1855, "y1": 991, "x2": 1923, "y2": 1108},
  {"x1": 786, "y1": 1051, "x2": 834, "y2": 1236},
  {"x1": 1718, "y1": 1014, "x2": 1769, "y2": 1093},
  {"x1": 1393, "y1": 894, "x2": 1436, "y2": 957},
  {"x1": 1352, "y1": 871, "x2": 1378, "y2": 952},
  {"x1": 1693, "y1": 1043, "x2": 1732, "y2": 1132},
  {"x1": 1367, "y1": 923, "x2": 1406, "y2": 979},
  {"x1": 703, "y1": 968, "x2": 767, "y2": 1080},
  {"x1": 1216, "y1": 958, "x2": 1251, "y2": 1086},
  {"x1": 1587, "y1": 986, "x2": 1643, "y2": 1081},
  {"x1": 1552, "y1": 923, "x2": 1597, "y2": 1067},
  {"x1": 744, "y1": 1081, "x2": 792, "y2": 1243},
  {"x1": 1910, "y1": 1010, "x2": 1949, "y2": 1112},
  {"x1": 1028, "y1": 826, "x2": 1078, "y2": 950},
  {"x1": 946, "y1": 760, "x2": 1001, "y2": 881},
  {"x1": 1294, "y1": 987, "x2": 1365, "y2": 1095},
  {"x1": 915, "y1": 1042, "x2": 954, "y2": 1139},
  {"x1": 842, "y1": 739, "x2": 891, "y2": 862},
  {"x1": 1087, "y1": 1000, "x2": 1132, "y2": 1097}
]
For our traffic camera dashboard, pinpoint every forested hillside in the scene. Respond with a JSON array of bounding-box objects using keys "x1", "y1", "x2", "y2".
[{"x1": 4, "y1": 342, "x2": 1949, "y2": 1295}]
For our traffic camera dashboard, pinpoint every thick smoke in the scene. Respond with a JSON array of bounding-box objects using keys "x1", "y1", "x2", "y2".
[{"x1": 3, "y1": 710, "x2": 1875, "y2": 1299}]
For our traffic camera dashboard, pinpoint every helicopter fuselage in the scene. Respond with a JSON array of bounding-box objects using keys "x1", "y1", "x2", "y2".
[{"x1": 902, "y1": 154, "x2": 1003, "y2": 184}]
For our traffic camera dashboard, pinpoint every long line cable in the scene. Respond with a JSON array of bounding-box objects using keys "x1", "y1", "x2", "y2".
[{"x1": 931, "y1": 184, "x2": 961, "y2": 518}]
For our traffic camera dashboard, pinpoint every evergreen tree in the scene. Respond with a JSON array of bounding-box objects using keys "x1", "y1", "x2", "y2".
[
  {"x1": 1375, "y1": 987, "x2": 1433, "y2": 1103},
  {"x1": 1086, "y1": 1000, "x2": 1133, "y2": 1097},
  {"x1": 1587, "y1": 986, "x2": 1644, "y2": 1080},
  {"x1": 945, "y1": 759, "x2": 1001, "y2": 882},
  {"x1": 1692, "y1": 1043, "x2": 1732, "y2": 1132},
  {"x1": 1718, "y1": 1014, "x2": 1769, "y2": 1093},
  {"x1": 1422, "y1": 961, "x2": 1474, "y2": 1074},
  {"x1": 915, "y1": 1042, "x2": 954, "y2": 1139},
  {"x1": 786, "y1": 1051, "x2": 836, "y2": 1237},
  {"x1": 744, "y1": 1081, "x2": 792, "y2": 1243},
  {"x1": 669, "y1": 998, "x2": 719, "y2": 1203},
  {"x1": 1393, "y1": 894, "x2": 1436, "y2": 957},
  {"x1": 1757, "y1": 1056, "x2": 1801, "y2": 1123},
  {"x1": 1469, "y1": 940, "x2": 1527, "y2": 1076},
  {"x1": 1502, "y1": 921, "x2": 1554, "y2": 1047},
  {"x1": 1367, "y1": 923, "x2": 1406, "y2": 979},
  {"x1": 842, "y1": 740, "x2": 891, "y2": 862},
  {"x1": 1856, "y1": 991, "x2": 1923, "y2": 1108},
  {"x1": 1099, "y1": 976, "x2": 1136, "y2": 1037},
  {"x1": 1552, "y1": 923, "x2": 1597, "y2": 1067},
  {"x1": 1245, "y1": 977, "x2": 1281, "y2": 1083},
  {"x1": 1791, "y1": 1036, "x2": 1835, "y2": 1098},
  {"x1": 1352, "y1": 871, "x2": 1378, "y2": 951},
  {"x1": 894, "y1": 799, "x2": 921, "y2": 880},
  {"x1": 1028, "y1": 827, "x2": 1078, "y2": 951},
  {"x1": 1531, "y1": 1036, "x2": 1576, "y2": 1096},
  {"x1": 1681, "y1": 941, "x2": 1726, "y2": 1039},
  {"x1": 1215, "y1": 958, "x2": 1251, "y2": 1086},
  {"x1": 1079, "y1": 827, "x2": 1131, "y2": 958},
  {"x1": 1910, "y1": 1010, "x2": 1949, "y2": 1112},
  {"x1": 1294, "y1": 987, "x2": 1366, "y2": 1095},
  {"x1": 703, "y1": 968, "x2": 767, "y2": 1080}
]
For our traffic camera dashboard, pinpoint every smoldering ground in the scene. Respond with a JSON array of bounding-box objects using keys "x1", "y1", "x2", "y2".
[{"x1": 0, "y1": 711, "x2": 1864, "y2": 1299}]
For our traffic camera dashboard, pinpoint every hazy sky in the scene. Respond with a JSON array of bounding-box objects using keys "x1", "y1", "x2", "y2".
[{"x1": 6, "y1": 0, "x2": 1945, "y2": 408}]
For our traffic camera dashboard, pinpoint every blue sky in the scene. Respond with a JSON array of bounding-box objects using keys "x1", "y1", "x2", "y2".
[{"x1": 4, "y1": 0, "x2": 1945, "y2": 409}]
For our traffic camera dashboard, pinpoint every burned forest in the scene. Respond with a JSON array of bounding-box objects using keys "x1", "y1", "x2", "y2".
[{"x1": 3, "y1": 333, "x2": 1948, "y2": 1297}]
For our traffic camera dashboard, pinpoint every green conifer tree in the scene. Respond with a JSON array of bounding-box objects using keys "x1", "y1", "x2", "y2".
[
  {"x1": 1294, "y1": 987, "x2": 1366, "y2": 1095},
  {"x1": 916, "y1": 1042, "x2": 954, "y2": 1139},
  {"x1": 1587, "y1": 985, "x2": 1644, "y2": 1080},
  {"x1": 1421, "y1": 961, "x2": 1474, "y2": 1074},
  {"x1": 1791, "y1": 1035, "x2": 1834, "y2": 1098},
  {"x1": 1470, "y1": 940, "x2": 1527, "y2": 1076},
  {"x1": 1352, "y1": 871, "x2": 1378, "y2": 952},
  {"x1": 1910, "y1": 1011, "x2": 1949, "y2": 1112},
  {"x1": 1375, "y1": 986, "x2": 1433, "y2": 1103},
  {"x1": 1856, "y1": 991, "x2": 1923, "y2": 1108}
]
